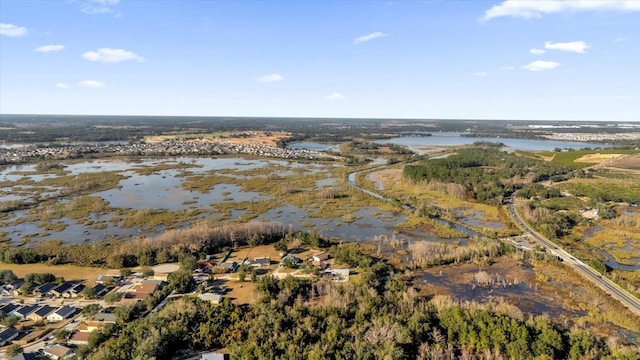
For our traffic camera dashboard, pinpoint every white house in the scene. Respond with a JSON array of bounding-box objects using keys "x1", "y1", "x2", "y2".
[{"x1": 47, "y1": 306, "x2": 76, "y2": 322}]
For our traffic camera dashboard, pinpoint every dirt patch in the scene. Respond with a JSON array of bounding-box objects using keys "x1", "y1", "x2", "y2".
[
  {"x1": 152, "y1": 263, "x2": 180, "y2": 274},
  {"x1": 605, "y1": 154, "x2": 640, "y2": 172},
  {"x1": 0, "y1": 263, "x2": 110, "y2": 286}
]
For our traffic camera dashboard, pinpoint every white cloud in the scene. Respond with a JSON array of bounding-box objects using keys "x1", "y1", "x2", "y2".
[
  {"x1": 483, "y1": 0, "x2": 640, "y2": 20},
  {"x1": 325, "y1": 93, "x2": 345, "y2": 100},
  {"x1": 257, "y1": 73, "x2": 284, "y2": 82},
  {"x1": 353, "y1": 32, "x2": 389, "y2": 44},
  {"x1": 55, "y1": 83, "x2": 70, "y2": 89},
  {"x1": 522, "y1": 60, "x2": 561, "y2": 72},
  {"x1": 529, "y1": 48, "x2": 546, "y2": 55},
  {"x1": 78, "y1": 80, "x2": 105, "y2": 88},
  {"x1": 474, "y1": 72, "x2": 488, "y2": 77},
  {"x1": 81, "y1": 0, "x2": 120, "y2": 15},
  {"x1": 35, "y1": 44, "x2": 65, "y2": 53},
  {"x1": 544, "y1": 41, "x2": 590, "y2": 53},
  {"x1": 0, "y1": 23, "x2": 27, "y2": 37},
  {"x1": 82, "y1": 48, "x2": 145, "y2": 63}
]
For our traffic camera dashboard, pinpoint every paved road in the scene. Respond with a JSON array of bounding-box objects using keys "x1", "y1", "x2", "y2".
[{"x1": 509, "y1": 201, "x2": 640, "y2": 317}]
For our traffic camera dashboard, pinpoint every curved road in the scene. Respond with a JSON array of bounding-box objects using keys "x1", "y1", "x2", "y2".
[{"x1": 509, "y1": 201, "x2": 640, "y2": 317}]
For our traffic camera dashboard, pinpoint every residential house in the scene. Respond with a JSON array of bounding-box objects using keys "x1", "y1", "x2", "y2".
[
  {"x1": 198, "y1": 261, "x2": 216, "y2": 273},
  {"x1": 27, "y1": 305, "x2": 56, "y2": 322},
  {"x1": 63, "y1": 283, "x2": 85, "y2": 298},
  {"x1": 33, "y1": 282, "x2": 56, "y2": 297},
  {"x1": 68, "y1": 330, "x2": 90, "y2": 346},
  {"x1": 280, "y1": 255, "x2": 301, "y2": 266},
  {"x1": 91, "y1": 283, "x2": 109, "y2": 298},
  {"x1": 96, "y1": 275, "x2": 123, "y2": 285},
  {"x1": 6, "y1": 279, "x2": 25, "y2": 296},
  {"x1": 0, "y1": 327, "x2": 19, "y2": 346},
  {"x1": 198, "y1": 293, "x2": 223, "y2": 304},
  {"x1": 219, "y1": 261, "x2": 238, "y2": 273},
  {"x1": 126, "y1": 279, "x2": 162, "y2": 300},
  {"x1": 47, "y1": 306, "x2": 76, "y2": 322},
  {"x1": 312, "y1": 252, "x2": 330, "y2": 262},
  {"x1": 250, "y1": 257, "x2": 271, "y2": 267},
  {"x1": 323, "y1": 269, "x2": 351, "y2": 282},
  {"x1": 43, "y1": 344, "x2": 74, "y2": 360},
  {"x1": 0, "y1": 303, "x2": 20, "y2": 315},
  {"x1": 50, "y1": 282, "x2": 75, "y2": 297},
  {"x1": 11, "y1": 352, "x2": 38, "y2": 360},
  {"x1": 9, "y1": 304, "x2": 39, "y2": 320}
]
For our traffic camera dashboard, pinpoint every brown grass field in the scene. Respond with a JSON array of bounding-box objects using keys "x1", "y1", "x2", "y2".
[
  {"x1": 573, "y1": 153, "x2": 624, "y2": 164},
  {"x1": 144, "y1": 131, "x2": 290, "y2": 147},
  {"x1": 0, "y1": 263, "x2": 109, "y2": 286}
]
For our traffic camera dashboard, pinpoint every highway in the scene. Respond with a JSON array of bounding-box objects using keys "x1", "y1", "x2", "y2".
[{"x1": 508, "y1": 200, "x2": 640, "y2": 317}]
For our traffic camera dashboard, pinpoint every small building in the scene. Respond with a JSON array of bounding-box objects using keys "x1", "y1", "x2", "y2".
[
  {"x1": 126, "y1": 279, "x2": 162, "y2": 300},
  {"x1": 312, "y1": 252, "x2": 330, "y2": 262},
  {"x1": 7, "y1": 279, "x2": 25, "y2": 296},
  {"x1": 250, "y1": 257, "x2": 271, "y2": 267},
  {"x1": 201, "y1": 352, "x2": 229, "y2": 360},
  {"x1": 47, "y1": 306, "x2": 76, "y2": 322},
  {"x1": 199, "y1": 261, "x2": 216, "y2": 272},
  {"x1": 198, "y1": 293, "x2": 223, "y2": 304},
  {"x1": 152, "y1": 273, "x2": 170, "y2": 282},
  {"x1": 43, "y1": 344, "x2": 74, "y2": 360},
  {"x1": 27, "y1": 305, "x2": 56, "y2": 322},
  {"x1": 10, "y1": 304, "x2": 39, "y2": 320},
  {"x1": 0, "y1": 327, "x2": 19, "y2": 346}
]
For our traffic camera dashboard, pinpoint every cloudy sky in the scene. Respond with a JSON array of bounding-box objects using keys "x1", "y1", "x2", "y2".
[{"x1": 1, "y1": 0, "x2": 638, "y2": 121}]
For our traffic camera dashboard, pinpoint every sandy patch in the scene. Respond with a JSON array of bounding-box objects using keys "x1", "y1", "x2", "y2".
[{"x1": 152, "y1": 263, "x2": 180, "y2": 273}]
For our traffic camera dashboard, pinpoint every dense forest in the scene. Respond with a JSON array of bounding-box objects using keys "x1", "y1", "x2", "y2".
[
  {"x1": 83, "y1": 244, "x2": 637, "y2": 360},
  {"x1": 402, "y1": 148, "x2": 575, "y2": 205}
]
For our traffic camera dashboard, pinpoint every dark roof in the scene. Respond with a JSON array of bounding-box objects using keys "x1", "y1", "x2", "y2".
[
  {"x1": 13, "y1": 304, "x2": 39, "y2": 316},
  {"x1": 33, "y1": 305, "x2": 57, "y2": 317},
  {"x1": 51, "y1": 282, "x2": 75, "y2": 294},
  {"x1": 92, "y1": 283, "x2": 107, "y2": 293},
  {"x1": 12, "y1": 352, "x2": 38, "y2": 360},
  {"x1": 69, "y1": 283, "x2": 85, "y2": 293},
  {"x1": 34, "y1": 282, "x2": 56, "y2": 294},
  {"x1": 0, "y1": 327, "x2": 18, "y2": 341},
  {"x1": 0, "y1": 303, "x2": 20, "y2": 314},
  {"x1": 54, "y1": 306, "x2": 76, "y2": 318},
  {"x1": 10, "y1": 279, "x2": 25, "y2": 289}
]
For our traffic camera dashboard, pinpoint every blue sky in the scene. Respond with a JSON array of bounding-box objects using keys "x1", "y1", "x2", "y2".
[{"x1": 1, "y1": 0, "x2": 638, "y2": 121}]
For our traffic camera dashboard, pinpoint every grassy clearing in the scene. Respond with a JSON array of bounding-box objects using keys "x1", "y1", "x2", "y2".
[
  {"x1": 0, "y1": 263, "x2": 108, "y2": 286},
  {"x1": 557, "y1": 177, "x2": 640, "y2": 203},
  {"x1": 551, "y1": 149, "x2": 640, "y2": 169}
]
